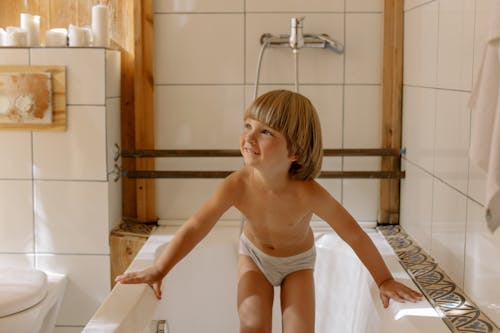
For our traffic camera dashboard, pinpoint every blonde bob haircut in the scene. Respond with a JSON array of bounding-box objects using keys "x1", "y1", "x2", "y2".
[{"x1": 244, "y1": 89, "x2": 323, "y2": 180}]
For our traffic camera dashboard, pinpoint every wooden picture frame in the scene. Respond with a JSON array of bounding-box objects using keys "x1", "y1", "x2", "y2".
[{"x1": 0, "y1": 65, "x2": 66, "y2": 131}]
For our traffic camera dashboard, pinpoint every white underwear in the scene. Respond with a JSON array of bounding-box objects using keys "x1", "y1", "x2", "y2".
[{"x1": 239, "y1": 232, "x2": 316, "y2": 286}]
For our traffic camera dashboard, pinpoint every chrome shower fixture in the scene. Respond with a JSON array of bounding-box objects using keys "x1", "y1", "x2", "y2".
[
  {"x1": 289, "y1": 17, "x2": 305, "y2": 52},
  {"x1": 260, "y1": 17, "x2": 344, "y2": 54}
]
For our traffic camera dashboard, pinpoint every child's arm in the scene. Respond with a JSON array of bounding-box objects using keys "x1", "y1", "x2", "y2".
[
  {"x1": 115, "y1": 172, "x2": 240, "y2": 299},
  {"x1": 308, "y1": 181, "x2": 422, "y2": 308}
]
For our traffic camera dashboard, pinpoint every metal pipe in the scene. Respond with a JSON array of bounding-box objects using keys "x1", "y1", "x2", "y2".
[
  {"x1": 122, "y1": 170, "x2": 405, "y2": 179},
  {"x1": 121, "y1": 148, "x2": 401, "y2": 158}
]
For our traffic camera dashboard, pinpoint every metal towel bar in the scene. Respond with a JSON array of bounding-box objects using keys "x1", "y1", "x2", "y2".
[{"x1": 120, "y1": 149, "x2": 404, "y2": 179}]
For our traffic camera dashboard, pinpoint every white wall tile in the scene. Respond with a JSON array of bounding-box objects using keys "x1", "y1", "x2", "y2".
[
  {"x1": 344, "y1": 85, "x2": 381, "y2": 172},
  {"x1": 403, "y1": 2, "x2": 439, "y2": 86},
  {"x1": 344, "y1": 85, "x2": 381, "y2": 148},
  {"x1": 0, "y1": 180, "x2": 33, "y2": 252},
  {"x1": 400, "y1": 160, "x2": 433, "y2": 252},
  {"x1": 105, "y1": 50, "x2": 121, "y2": 98},
  {"x1": 157, "y1": 179, "x2": 241, "y2": 220},
  {"x1": 30, "y1": 48, "x2": 106, "y2": 105},
  {"x1": 437, "y1": 0, "x2": 474, "y2": 90},
  {"x1": 0, "y1": 132, "x2": 32, "y2": 179},
  {"x1": 404, "y1": 0, "x2": 435, "y2": 12},
  {"x1": 342, "y1": 179, "x2": 379, "y2": 221},
  {"x1": 156, "y1": 85, "x2": 244, "y2": 149},
  {"x1": 346, "y1": 0, "x2": 383, "y2": 12},
  {"x1": 155, "y1": 14, "x2": 244, "y2": 84},
  {"x1": 34, "y1": 181, "x2": 109, "y2": 254},
  {"x1": 402, "y1": 86, "x2": 436, "y2": 173},
  {"x1": 155, "y1": 0, "x2": 243, "y2": 12},
  {"x1": 431, "y1": 179, "x2": 466, "y2": 287},
  {"x1": 464, "y1": 199, "x2": 500, "y2": 327},
  {"x1": 33, "y1": 106, "x2": 107, "y2": 181},
  {"x1": 106, "y1": 98, "x2": 121, "y2": 176},
  {"x1": 246, "y1": 14, "x2": 344, "y2": 85},
  {"x1": 434, "y1": 90, "x2": 470, "y2": 193},
  {"x1": 0, "y1": 253, "x2": 34, "y2": 268},
  {"x1": 36, "y1": 254, "x2": 110, "y2": 326},
  {"x1": 345, "y1": 14, "x2": 382, "y2": 84},
  {"x1": 157, "y1": 157, "x2": 243, "y2": 172},
  {"x1": 246, "y1": 0, "x2": 343, "y2": 12},
  {"x1": 0, "y1": 49, "x2": 29, "y2": 64}
]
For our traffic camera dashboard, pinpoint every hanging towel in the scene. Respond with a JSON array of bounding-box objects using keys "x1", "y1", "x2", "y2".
[{"x1": 469, "y1": 0, "x2": 500, "y2": 233}]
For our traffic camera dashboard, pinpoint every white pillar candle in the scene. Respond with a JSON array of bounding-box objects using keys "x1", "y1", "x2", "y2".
[
  {"x1": 5, "y1": 27, "x2": 27, "y2": 47},
  {"x1": 0, "y1": 28, "x2": 6, "y2": 46},
  {"x1": 91, "y1": 4, "x2": 109, "y2": 47},
  {"x1": 45, "y1": 28, "x2": 67, "y2": 47},
  {"x1": 68, "y1": 25, "x2": 92, "y2": 47},
  {"x1": 20, "y1": 13, "x2": 40, "y2": 46}
]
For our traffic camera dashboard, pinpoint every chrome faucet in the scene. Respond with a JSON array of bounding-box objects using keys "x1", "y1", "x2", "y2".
[
  {"x1": 289, "y1": 17, "x2": 305, "y2": 52},
  {"x1": 260, "y1": 17, "x2": 344, "y2": 54}
]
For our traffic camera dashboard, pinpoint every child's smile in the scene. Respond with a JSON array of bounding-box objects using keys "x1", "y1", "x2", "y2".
[{"x1": 240, "y1": 118, "x2": 295, "y2": 174}]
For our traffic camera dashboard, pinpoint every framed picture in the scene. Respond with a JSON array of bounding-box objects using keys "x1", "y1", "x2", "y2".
[{"x1": 0, "y1": 65, "x2": 66, "y2": 131}]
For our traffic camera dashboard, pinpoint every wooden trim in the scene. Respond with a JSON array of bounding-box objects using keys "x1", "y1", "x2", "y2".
[
  {"x1": 123, "y1": 170, "x2": 405, "y2": 179},
  {"x1": 121, "y1": 148, "x2": 401, "y2": 158},
  {"x1": 120, "y1": 0, "x2": 137, "y2": 219},
  {"x1": 379, "y1": 0, "x2": 404, "y2": 224},
  {"x1": 133, "y1": 0, "x2": 156, "y2": 222}
]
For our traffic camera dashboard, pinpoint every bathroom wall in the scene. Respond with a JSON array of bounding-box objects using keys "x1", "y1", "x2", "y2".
[
  {"x1": 0, "y1": 48, "x2": 121, "y2": 333},
  {"x1": 154, "y1": 0, "x2": 385, "y2": 224},
  {"x1": 400, "y1": 0, "x2": 500, "y2": 326}
]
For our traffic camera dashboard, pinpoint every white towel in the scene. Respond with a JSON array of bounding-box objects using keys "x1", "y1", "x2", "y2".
[{"x1": 469, "y1": 0, "x2": 500, "y2": 233}]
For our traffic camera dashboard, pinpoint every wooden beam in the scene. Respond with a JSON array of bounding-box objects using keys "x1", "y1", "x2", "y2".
[
  {"x1": 133, "y1": 0, "x2": 156, "y2": 222},
  {"x1": 379, "y1": 0, "x2": 404, "y2": 224},
  {"x1": 119, "y1": 0, "x2": 138, "y2": 219}
]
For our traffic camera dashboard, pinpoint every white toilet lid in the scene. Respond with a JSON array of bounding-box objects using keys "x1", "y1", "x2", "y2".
[{"x1": 0, "y1": 267, "x2": 48, "y2": 317}]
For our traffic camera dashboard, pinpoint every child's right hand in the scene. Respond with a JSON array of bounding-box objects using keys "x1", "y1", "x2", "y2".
[{"x1": 114, "y1": 266, "x2": 165, "y2": 300}]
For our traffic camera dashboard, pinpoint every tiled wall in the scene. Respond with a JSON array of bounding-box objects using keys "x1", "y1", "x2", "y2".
[
  {"x1": 400, "y1": 0, "x2": 500, "y2": 326},
  {"x1": 154, "y1": 0, "x2": 384, "y2": 223},
  {"x1": 0, "y1": 48, "x2": 121, "y2": 332}
]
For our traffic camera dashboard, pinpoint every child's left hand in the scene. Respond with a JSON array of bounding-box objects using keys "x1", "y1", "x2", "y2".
[{"x1": 378, "y1": 278, "x2": 423, "y2": 308}]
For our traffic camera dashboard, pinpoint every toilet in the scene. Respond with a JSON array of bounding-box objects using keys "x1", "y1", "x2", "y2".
[{"x1": 0, "y1": 267, "x2": 67, "y2": 333}]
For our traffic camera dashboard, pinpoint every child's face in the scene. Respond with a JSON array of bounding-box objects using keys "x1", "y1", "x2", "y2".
[{"x1": 240, "y1": 118, "x2": 296, "y2": 174}]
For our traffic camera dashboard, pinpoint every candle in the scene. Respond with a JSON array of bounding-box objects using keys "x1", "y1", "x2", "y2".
[
  {"x1": 91, "y1": 4, "x2": 109, "y2": 47},
  {"x1": 0, "y1": 28, "x2": 6, "y2": 46},
  {"x1": 45, "y1": 28, "x2": 67, "y2": 47},
  {"x1": 20, "y1": 13, "x2": 40, "y2": 46},
  {"x1": 68, "y1": 25, "x2": 92, "y2": 47},
  {"x1": 5, "y1": 27, "x2": 27, "y2": 47}
]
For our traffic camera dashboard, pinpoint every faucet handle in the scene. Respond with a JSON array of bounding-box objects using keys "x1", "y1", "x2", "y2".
[{"x1": 291, "y1": 16, "x2": 305, "y2": 27}]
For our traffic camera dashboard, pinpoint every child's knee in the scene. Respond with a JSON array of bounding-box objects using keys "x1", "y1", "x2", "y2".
[{"x1": 238, "y1": 304, "x2": 272, "y2": 333}]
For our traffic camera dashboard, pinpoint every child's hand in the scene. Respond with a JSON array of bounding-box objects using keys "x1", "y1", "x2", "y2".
[
  {"x1": 378, "y1": 278, "x2": 423, "y2": 308},
  {"x1": 114, "y1": 266, "x2": 165, "y2": 300}
]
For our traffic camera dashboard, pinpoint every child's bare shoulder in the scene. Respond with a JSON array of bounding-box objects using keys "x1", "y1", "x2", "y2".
[{"x1": 220, "y1": 167, "x2": 251, "y2": 192}]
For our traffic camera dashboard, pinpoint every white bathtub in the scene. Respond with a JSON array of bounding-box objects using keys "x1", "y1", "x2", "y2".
[{"x1": 84, "y1": 222, "x2": 450, "y2": 333}]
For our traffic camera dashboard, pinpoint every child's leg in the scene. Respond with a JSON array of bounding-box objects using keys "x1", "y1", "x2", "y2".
[
  {"x1": 237, "y1": 255, "x2": 274, "y2": 333},
  {"x1": 280, "y1": 269, "x2": 315, "y2": 333}
]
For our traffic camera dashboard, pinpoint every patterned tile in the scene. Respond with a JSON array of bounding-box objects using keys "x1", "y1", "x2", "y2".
[{"x1": 378, "y1": 225, "x2": 500, "y2": 333}]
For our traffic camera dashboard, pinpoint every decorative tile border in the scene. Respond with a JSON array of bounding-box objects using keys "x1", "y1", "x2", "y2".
[{"x1": 378, "y1": 225, "x2": 500, "y2": 333}]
